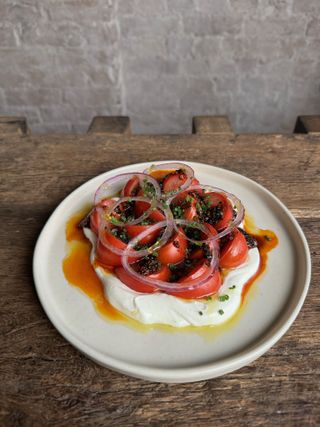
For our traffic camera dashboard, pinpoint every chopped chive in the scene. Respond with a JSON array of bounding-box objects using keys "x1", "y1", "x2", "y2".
[
  {"x1": 198, "y1": 311, "x2": 203, "y2": 316},
  {"x1": 218, "y1": 309, "x2": 224, "y2": 315},
  {"x1": 218, "y1": 295, "x2": 229, "y2": 302},
  {"x1": 228, "y1": 285, "x2": 236, "y2": 290},
  {"x1": 110, "y1": 216, "x2": 121, "y2": 225}
]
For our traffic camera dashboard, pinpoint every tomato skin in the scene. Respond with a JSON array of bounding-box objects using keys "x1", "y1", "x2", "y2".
[
  {"x1": 204, "y1": 223, "x2": 218, "y2": 238},
  {"x1": 162, "y1": 172, "x2": 187, "y2": 193},
  {"x1": 115, "y1": 265, "x2": 170, "y2": 293},
  {"x1": 205, "y1": 192, "x2": 233, "y2": 230},
  {"x1": 133, "y1": 188, "x2": 165, "y2": 222},
  {"x1": 183, "y1": 197, "x2": 198, "y2": 221},
  {"x1": 220, "y1": 229, "x2": 248, "y2": 268},
  {"x1": 123, "y1": 176, "x2": 140, "y2": 197},
  {"x1": 96, "y1": 239, "x2": 125, "y2": 267},
  {"x1": 168, "y1": 266, "x2": 222, "y2": 299},
  {"x1": 170, "y1": 178, "x2": 202, "y2": 206},
  {"x1": 134, "y1": 198, "x2": 165, "y2": 223},
  {"x1": 157, "y1": 228, "x2": 187, "y2": 265},
  {"x1": 125, "y1": 224, "x2": 160, "y2": 245},
  {"x1": 90, "y1": 199, "x2": 115, "y2": 235}
]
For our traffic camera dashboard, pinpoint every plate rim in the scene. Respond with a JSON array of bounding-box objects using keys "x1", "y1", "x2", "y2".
[{"x1": 33, "y1": 160, "x2": 312, "y2": 382}]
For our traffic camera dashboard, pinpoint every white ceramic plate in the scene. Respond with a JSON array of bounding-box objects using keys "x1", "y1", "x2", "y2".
[{"x1": 33, "y1": 162, "x2": 311, "y2": 383}]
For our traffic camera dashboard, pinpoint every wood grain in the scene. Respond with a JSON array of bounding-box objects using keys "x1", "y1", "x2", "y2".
[
  {"x1": 0, "y1": 116, "x2": 29, "y2": 135},
  {"x1": 0, "y1": 132, "x2": 319, "y2": 426},
  {"x1": 294, "y1": 115, "x2": 320, "y2": 134},
  {"x1": 192, "y1": 115, "x2": 234, "y2": 134},
  {"x1": 87, "y1": 116, "x2": 131, "y2": 135}
]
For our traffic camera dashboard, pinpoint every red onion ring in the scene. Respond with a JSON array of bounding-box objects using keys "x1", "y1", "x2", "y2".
[
  {"x1": 99, "y1": 196, "x2": 156, "y2": 227},
  {"x1": 121, "y1": 220, "x2": 219, "y2": 292},
  {"x1": 94, "y1": 172, "x2": 161, "y2": 205},
  {"x1": 172, "y1": 219, "x2": 221, "y2": 247},
  {"x1": 144, "y1": 162, "x2": 194, "y2": 198},
  {"x1": 98, "y1": 200, "x2": 174, "y2": 259},
  {"x1": 168, "y1": 185, "x2": 245, "y2": 241}
]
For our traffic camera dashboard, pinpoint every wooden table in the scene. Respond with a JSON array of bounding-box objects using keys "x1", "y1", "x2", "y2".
[{"x1": 1, "y1": 116, "x2": 319, "y2": 426}]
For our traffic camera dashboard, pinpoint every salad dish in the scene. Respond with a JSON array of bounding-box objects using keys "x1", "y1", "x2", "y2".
[
  {"x1": 64, "y1": 162, "x2": 277, "y2": 327},
  {"x1": 33, "y1": 161, "x2": 311, "y2": 382}
]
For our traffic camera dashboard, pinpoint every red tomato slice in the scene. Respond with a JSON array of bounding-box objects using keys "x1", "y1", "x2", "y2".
[
  {"x1": 204, "y1": 222, "x2": 218, "y2": 238},
  {"x1": 134, "y1": 188, "x2": 165, "y2": 222},
  {"x1": 125, "y1": 224, "x2": 160, "y2": 245},
  {"x1": 90, "y1": 199, "x2": 115, "y2": 235},
  {"x1": 96, "y1": 238, "x2": 125, "y2": 267},
  {"x1": 183, "y1": 197, "x2": 198, "y2": 221},
  {"x1": 168, "y1": 263, "x2": 222, "y2": 299},
  {"x1": 205, "y1": 192, "x2": 233, "y2": 230},
  {"x1": 115, "y1": 265, "x2": 170, "y2": 293},
  {"x1": 134, "y1": 202, "x2": 165, "y2": 222},
  {"x1": 170, "y1": 178, "x2": 202, "y2": 205},
  {"x1": 220, "y1": 229, "x2": 248, "y2": 268},
  {"x1": 123, "y1": 176, "x2": 140, "y2": 197},
  {"x1": 162, "y1": 172, "x2": 187, "y2": 193},
  {"x1": 157, "y1": 228, "x2": 187, "y2": 264},
  {"x1": 188, "y1": 223, "x2": 218, "y2": 260}
]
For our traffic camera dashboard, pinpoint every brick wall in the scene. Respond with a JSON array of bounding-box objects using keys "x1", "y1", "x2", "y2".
[{"x1": 0, "y1": 0, "x2": 319, "y2": 134}]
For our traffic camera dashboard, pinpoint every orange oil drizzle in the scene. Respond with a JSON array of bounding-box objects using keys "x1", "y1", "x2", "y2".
[
  {"x1": 62, "y1": 208, "x2": 278, "y2": 332},
  {"x1": 241, "y1": 215, "x2": 279, "y2": 304},
  {"x1": 63, "y1": 209, "x2": 125, "y2": 322},
  {"x1": 149, "y1": 169, "x2": 175, "y2": 180}
]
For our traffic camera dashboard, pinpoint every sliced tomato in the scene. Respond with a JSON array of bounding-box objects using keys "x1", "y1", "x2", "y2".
[
  {"x1": 168, "y1": 262, "x2": 222, "y2": 299},
  {"x1": 170, "y1": 178, "x2": 202, "y2": 205},
  {"x1": 157, "y1": 228, "x2": 187, "y2": 264},
  {"x1": 96, "y1": 226, "x2": 133, "y2": 266},
  {"x1": 204, "y1": 222, "x2": 218, "y2": 238},
  {"x1": 134, "y1": 188, "x2": 165, "y2": 222},
  {"x1": 90, "y1": 199, "x2": 115, "y2": 235},
  {"x1": 183, "y1": 197, "x2": 198, "y2": 221},
  {"x1": 189, "y1": 247, "x2": 204, "y2": 260},
  {"x1": 123, "y1": 176, "x2": 140, "y2": 197},
  {"x1": 205, "y1": 192, "x2": 233, "y2": 230},
  {"x1": 187, "y1": 223, "x2": 217, "y2": 259},
  {"x1": 162, "y1": 172, "x2": 187, "y2": 193},
  {"x1": 125, "y1": 224, "x2": 160, "y2": 245},
  {"x1": 220, "y1": 229, "x2": 248, "y2": 268},
  {"x1": 96, "y1": 238, "x2": 125, "y2": 267},
  {"x1": 115, "y1": 265, "x2": 170, "y2": 293}
]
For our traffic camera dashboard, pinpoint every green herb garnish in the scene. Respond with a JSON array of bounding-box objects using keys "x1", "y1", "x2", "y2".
[
  {"x1": 228, "y1": 285, "x2": 236, "y2": 290},
  {"x1": 110, "y1": 216, "x2": 122, "y2": 225},
  {"x1": 218, "y1": 295, "x2": 229, "y2": 302},
  {"x1": 218, "y1": 309, "x2": 224, "y2": 315},
  {"x1": 172, "y1": 205, "x2": 184, "y2": 219}
]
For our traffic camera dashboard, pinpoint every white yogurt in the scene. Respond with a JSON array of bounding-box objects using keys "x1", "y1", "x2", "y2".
[{"x1": 84, "y1": 228, "x2": 260, "y2": 327}]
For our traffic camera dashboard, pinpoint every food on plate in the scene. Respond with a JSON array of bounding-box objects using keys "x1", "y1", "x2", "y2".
[{"x1": 63, "y1": 162, "x2": 278, "y2": 327}]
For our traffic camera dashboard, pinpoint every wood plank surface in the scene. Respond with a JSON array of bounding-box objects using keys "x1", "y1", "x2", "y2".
[
  {"x1": 193, "y1": 115, "x2": 234, "y2": 134},
  {"x1": 294, "y1": 115, "x2": 320, "y2": 134},
  {"x1": 87, "y1": 116, "x2": 131, "y2": 135},
  {"x1": 0, "y1": 132, "x2": 319, "y2": 426},
  {"x1": 0, "y1": 116, "x2": 29, "y2": 135}
]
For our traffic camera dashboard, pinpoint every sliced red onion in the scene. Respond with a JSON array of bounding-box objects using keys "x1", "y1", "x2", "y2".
[
  {"x1": 144, "y1": 162, "x2": 194, "y2": 197},
  {"x1": 168, "y1": 185, "x2": 245, "y2": 241},
  {"x1": 121, "y1": 220, "x2": 219, "y2": 292},
  {"x1": 94, "y1": 172, "x2": 161, "y2": 205},
  {"x1": 99, "y1": 196, "x2": 156, "y2": 227},
  {"x1": 173, "y1": 219, "x2": 221, "y2": 247},
  {"x1": 98, "y1": 201, "x2": 174, "y2": 259}
]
